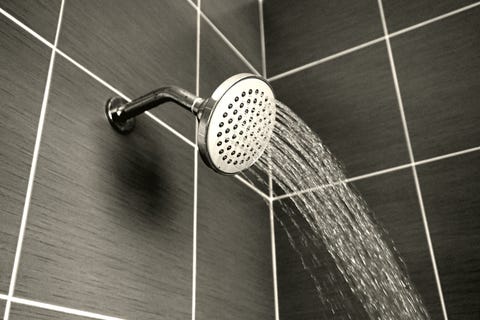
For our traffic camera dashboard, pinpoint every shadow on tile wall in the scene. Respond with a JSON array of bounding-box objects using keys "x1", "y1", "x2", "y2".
[
  {"x1": 0, "y1": 0, "x2": 274, "y2": 319},
  {"x1": 266, "y1": 1, "x2": 480, "y2": 319}
]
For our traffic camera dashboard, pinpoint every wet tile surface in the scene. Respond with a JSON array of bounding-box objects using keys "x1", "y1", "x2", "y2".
[
  {"x1": 274, "y1": 197, "x2": 368, "y2": 320},
  {"x1": 417, "y1": 151, "x2": 480, "y2": 319},
  {"x1": 0, "y1": 0, "x2": 61, "y2": 42},
  {"x1": 275, "y1": 168, "x2": 444, "y2": 319},
  {"x1": 264, "y1": 0, "x2": 383, "y2": 76},
  {"x1": 391, "y1": 7, "x2": 480, "y2": 160},
  {"x1": 202, "y1": 0, "x2": 261, "y2": 72},
  {"x1": 351, "y1": 169, "x2": 443, "y2": 319},
  {"x1": 14, "y1": 56, "x2": 194, "y2": 320},
  {"x1": 58, "y1": 0, "x2": 197, "y2": 141},
  {"x1": 0, "y1": 17, "x2": 50, "y2": 293},
  {"x1": 271, "y1": 42, "x2": 409, "y2": 178}
]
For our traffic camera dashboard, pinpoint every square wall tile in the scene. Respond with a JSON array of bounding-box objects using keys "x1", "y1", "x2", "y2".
[
  {"x1": 9, "y1": 304, "x2": 88, "y2": 320},
  {"x1": 200, "y1": 18, "x2": 257, "y2": 96},
  {"x1": 391, "y1": 7, "x2": 480, "y2": 160},
  {"x1": 274, "y1": 198, "x2": 368, "y2": 320},
  {"x1": 58, "y1": 0, "x2": 197, "y2": 141},
  {"x1": 196, "y1": 162, "x2": 274, "y2": 320},
  {"x1": 271, "y1": 42, "x2": 410, "y2": 179},
  {"x1": 382, "y1": 0, "x2": 477, "y2": 32},
  {"x1": 351, "y1": 169, "x2": 443, "y2": 319},
  {"x1": 14, "y1": 56, "x2": 194, "y2": 320},
  {"x1": 417, "y1": 151, "x2": 480, "y2": 319},
  {"x1": 0, "y1": 17, "x2": 50, "y2": 292},
  {"x1": 274, "y1": 168, "x2": 443, "y2": 319},
  {"x1": 0, "y1": 0, "x2": 61, "y2": 42},
  {"x1": 264, "y1": 0, "x2": 383, "y2": 76},
  {"x1": 202, "y1": 0, "x2": 262, "y2": 72}
]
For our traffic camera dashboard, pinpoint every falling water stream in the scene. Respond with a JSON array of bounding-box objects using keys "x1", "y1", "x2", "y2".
[{"x1": 245, "y1": 101, "x2": 429, "y2": 319}]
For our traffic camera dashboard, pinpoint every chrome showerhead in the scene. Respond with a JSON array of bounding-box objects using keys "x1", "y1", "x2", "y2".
[{"x1": 105, "y1": 73, "x2": 276, "y2": 175}]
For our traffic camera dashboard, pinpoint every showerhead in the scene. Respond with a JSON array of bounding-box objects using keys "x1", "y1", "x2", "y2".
[{"x1": 105, "y1": 73, "x2": 276, "y2": 175}]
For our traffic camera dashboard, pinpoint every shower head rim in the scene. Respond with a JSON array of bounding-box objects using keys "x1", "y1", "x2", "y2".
[{"x1": 197, "y1": 73, "x2": 275, "y2": 175}]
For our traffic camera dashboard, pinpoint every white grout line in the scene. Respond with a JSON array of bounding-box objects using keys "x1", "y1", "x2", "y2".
[
  {"x1": 143, "y1": 112, "x2": 196, "y2": 148},
  {"x1": 415, "y1": 145, "x2": 480, "y2": 166},
  {"x1": 0, "y1": 294, "x2": 7, "y2": 301},
  {"x1": 191, "y1": 1, "x2": 200, "y2": 320},
  {"x1": 199, "y1": 12, "x2": 260, "y2": 76},
  {"x1": 268, "y1": 1, "x2": 480, "y2": 82},
  {"x1": 267, "y1": 149, "x2": 280, "y2": 320},
  {"x1": 272, "y1": 144, "x2": 480, "y2": 201},
  {"x1": 184, "y1": 0, "x2": 261, "y2": 75},
  {"x1": 0, "y1": 7, "x2": 54, "y2": 49},
  {"x1": 234, "y1": 175, "x2": 270, "y2": 201},
  {"x1": 3, "y1": 1, "x2": 65, "y2": 319},
  {"x1": 268, "y1": 37, "x2": 386, "y2": 82},
  {"x1": 378, "y1": 1, "x2": 449, "y2": 319},
  {"x1": 258, "y1": 0, "x2": 267, "y2": 78},
  {"x1": 390, "y1": 1, "x2": 480, "y2": 38},
  {"x1": 8, "y1": 297, "x2": 125, "y2": 320}
]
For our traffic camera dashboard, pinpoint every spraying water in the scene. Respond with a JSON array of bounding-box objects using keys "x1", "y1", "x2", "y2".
[{"x1": 245, "y1": 101, "x2": 430, "y2": 319}]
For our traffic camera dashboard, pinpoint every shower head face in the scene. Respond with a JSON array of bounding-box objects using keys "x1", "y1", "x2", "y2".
[{"x1": 198, "y1": 74, "x2": 276, "y2": 175}]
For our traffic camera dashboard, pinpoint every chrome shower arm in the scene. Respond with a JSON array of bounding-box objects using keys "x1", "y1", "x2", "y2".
[
  {"x1": 105, "y1": 86, "x2": 204, "y2": 134},
  {"x1": 118, "y1": 86, "x2": 202, "y2": 119}
]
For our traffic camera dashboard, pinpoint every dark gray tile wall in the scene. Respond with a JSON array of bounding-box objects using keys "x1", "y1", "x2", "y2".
[
  {"x1": 15, "y1": 56, "x2": 194, "y2": 319},
  {"x1": 266, "y1": 1, "x2": 480, "y2": 319},
  {"x1": 9, "y1": 304, "x2": 87, "y2": 320},
  {"x1": 270, "y1": 42, "x2": 410, "y2": 178},
  {"x1": 382, "y1": 0, "x2": 477, "y2": 32},
  {"x1": 391, "y1": 6, "x2": 480, "y2": 160},
  {"x1": 58, "y1": 0, "x2": 197, "y2": 141},
  {"x1": 264, "y1": 0, "x2": 383, "y2": 76},
  {"x1": 417, "y1": 152, "x2": 480, "y2": 319},
  {"x1": 0, "y1": 0, "x2": 61, "y2": 41},
  {"x1": 0, "y1": 1, "x2": 274, "y2": 319},
  {"x1": 197, "y1": 164, "x2": 273, "y2": 320},
  {"x1": 351, "y1": 170, "x2": 443, "y2": 319},
  {"x1": 274, "y1": 198, "x2": 369, "y2": 320},
  {"x1": 0, "y1": 16, "x2": 50, "y2": 293},
  {"x1": 202, "y1": 0, "x2": 262, "y2": 72},
  {"x1": 0, "y1": 300, "x2": 4, "y2": 316}
]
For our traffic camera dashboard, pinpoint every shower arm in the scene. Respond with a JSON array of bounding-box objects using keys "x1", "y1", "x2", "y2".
[{"x1": 105, "y1": 86, "x2": 204, "y2": 133}]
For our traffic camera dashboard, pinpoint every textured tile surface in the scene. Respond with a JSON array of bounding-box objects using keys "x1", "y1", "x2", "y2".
[
  {"x1": 199, "y1": 19, "x2": 255, "y2": 96},
  {"x1": 202, "y1": 0, "x2": 261, "y2": 72},
  {"x1": 9, "y1": 304, "x2": 88, "y2": 320},
  {"x1": 0, "y1": 300, "x2": 4, "y2": 316},
  {"x1": 271, "y1": 42, "x2": 409, "y2": 178},
  {"x1": 351, "y1": 169, "x2": 443, "y2": 319},
  {"x1": 275, "y1": 169, "x2": 444, "y2": 319},
  {"x1": 58, "y1": 0, "x2": 197, "y2": 141},
  {"x1": 274, "y1": 198, "x2": 368, "y2": 320},
  {"x1": 14, "y1": 57, "x2": 194, "y2": 320},
  {"x1": 391, "y1": 7, "x2": 480, "y2": 160},
  {"x1": 264, "y1": 0, "x2": 383, "y2": 76},
  {"x1": 382, "y1": 0, "x2": 477, "y2": 32},
  {"x1": 0, "y1": 18, "x2": 50, "y2": 293},
  {"x1": 196, "y1": 162, "x2": 274, "y2": 320},
  {"x1": 0, "y1": 0, "x2": 61, "y2": 42},
  {"x1": 417, "y1": 151, "x2": 480, "y2": 319}
]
